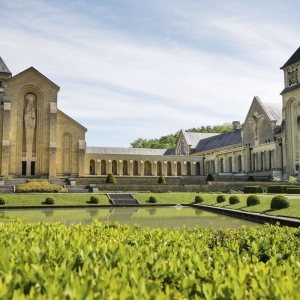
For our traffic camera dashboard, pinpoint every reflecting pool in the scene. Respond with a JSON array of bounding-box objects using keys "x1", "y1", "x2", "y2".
[{"x1": 1, "y1": 206, "x2": 261, "y2": 228}]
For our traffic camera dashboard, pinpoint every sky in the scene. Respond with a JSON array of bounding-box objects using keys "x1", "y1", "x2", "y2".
[{"x1": 0, "y1": 0, "x2": 299, "y2": 147}]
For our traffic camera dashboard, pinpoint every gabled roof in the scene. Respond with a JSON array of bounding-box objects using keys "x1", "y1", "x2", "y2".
[
  {"x1": 193, "y1": 129, "x2": 242, "y2": 153},
  {"x1": 6, "y1": 67, "x2": 59, "y2": 90},
  {"x1": 182, "y1": 131, "x2": 219, "y2": 148},
  {"x1": 57, "y1": 109, "x2": 87, "y2": 132},
  {"x1": 86, "y1": 147, "x2": 173, "y2": 155},
  {"x1": 258, "y1": 98, "x2": 282, "y2": 126},
  {"x1": 281, "y1": 47, "x2": 300, "y2": 69},
  {"x1": 0, "y1": 57, "x2": 11, "y2": 74}
]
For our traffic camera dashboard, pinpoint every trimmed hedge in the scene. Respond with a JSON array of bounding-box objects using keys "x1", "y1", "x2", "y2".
[
  {"x1": 246, "y1": 195, "x2": 260, "y2": 206},
  {"x1": 267, "y1": 185, "x2": 290, "y2": 194},
  {"x1": 248, "y1": 176, "x2": 255, "y2": 181},
  {"x1": 158, "y1": 176, "x2": 167, "y2": 184},
  {"x1": 106, "y1": 173, "x2": 117, "y2": 184},
  {"x1": 16, "y1": 179, "x2": 66, "y2": 193},
  {"x1": 244, "y1": 186, "x2": 263, "y2": 194},
  {"x1": 270, "y1": 195, "x2": 290, "y2": 210},
  {"x1": 0, "y1": 196, "x2": 6, "y2": 205},
  {"x1": 45, "y1": 196, "x2": 55, "y2": 205},
  {"x1": 149, "y1": 196, "x2": 157, "y2": 203},
  {"x1": 90, "y1": 196, "x2": 100, "y2": 204},
  {"x1": 216, "y1": 195, "x2": 226, "y2": 203},
  {"x1": 195, "y1": 195, "x2": 204, "y2": 203},
  {"x1": 287, "y1": 188, "x2": 300, "y2": 194},
  {"x1": 229, "y1": 195, "x2": 240, "y2": 205}
]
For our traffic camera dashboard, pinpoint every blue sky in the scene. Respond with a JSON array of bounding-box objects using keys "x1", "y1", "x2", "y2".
[{"x1": 0, "y1": 0, "x2": 299, "y2": 147}]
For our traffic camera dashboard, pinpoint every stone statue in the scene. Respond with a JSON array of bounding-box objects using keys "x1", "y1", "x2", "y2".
[
  {"x1": 249, "y1": 112, "x2": 263, "y2": 140},
  {"x1": 24, "y1": 94, "x2": 36, "y2": 155}
]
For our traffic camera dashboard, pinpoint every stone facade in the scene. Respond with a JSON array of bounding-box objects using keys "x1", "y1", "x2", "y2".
[{"x1": 1, "y1": 47, "x2": 300, "y2": 180}]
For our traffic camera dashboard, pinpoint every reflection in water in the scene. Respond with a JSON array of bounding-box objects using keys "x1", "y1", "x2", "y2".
[{"x1": 3, "y1": 207, "x2": 261, "y2": 229}]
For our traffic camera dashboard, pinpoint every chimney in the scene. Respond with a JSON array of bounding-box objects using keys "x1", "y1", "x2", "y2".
[{"x1": 232, "y1": 121, "x2": 240, "y2": 131}]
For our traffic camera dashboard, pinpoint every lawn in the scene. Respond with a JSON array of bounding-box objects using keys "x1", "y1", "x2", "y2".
[{"x1": 1, "y1": 192, "x2": 300, "y2": 219}]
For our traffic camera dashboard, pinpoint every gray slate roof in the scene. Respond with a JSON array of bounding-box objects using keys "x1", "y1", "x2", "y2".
[
  {"x1": 0, "y1": 57, "x2": 11, "y2": 74},
  {"x1": 87, "y1": 146, "x2": 174, "y2": 155},
  {"x1": 260, "y1": 101, "x2": 282, "y2": 126},
  {"x1": 183, "y1": 132, "x2": 219, "y2": 148},
  {"x1": 193, "y1": 129, "x2": 242, "y2": 153},
  {"x1": 281, "y1": 47, "x2": 300, "y2": 69}
]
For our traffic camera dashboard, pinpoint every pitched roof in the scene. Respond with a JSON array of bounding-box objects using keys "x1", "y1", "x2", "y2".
[
  {"x1": 86, "y1": 147, "x2": 174, "y2": 155},
  {"x1": 0, "y1": 57, "x2": 11, "y2": 74},
  {"x1": 260, "y1": 101, "x2": 282, "y2": 126},
  {"x1": 193, "y1": 129, "x2": 242, "y2": 153},
  {"x1": 281, "y1": 47, "x2": 300, "y2": 69},
  {"x1": 182, "y1": 132, "x2": 219, "y2": 148}
]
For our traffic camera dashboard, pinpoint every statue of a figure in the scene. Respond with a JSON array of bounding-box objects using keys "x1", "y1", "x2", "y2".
[
  {"x1": 249, "y1": 112, "x2": 263, "y2": 140},
  {"x1": 24, "y1": 94, "x2": 36, "y2": 155}
]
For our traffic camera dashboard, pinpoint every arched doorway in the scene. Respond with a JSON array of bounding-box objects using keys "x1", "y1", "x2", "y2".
[
  {"x1": 101, "y1": 160, "x2": 106, "y2": 175},
  {"x1": 177, "y1": 162, "x2": 181, "y2": 176},
  {"x1": 261, "y1": 152, "x2": 264, "y2": 170},
  {"x1": 112, "y1": 160, "x2": 117, "y2": 175},
  {"x1": 196, "y1": 162, "x2": 200, "y2": 175},
  {"x1": 123, "y1": 160, "x2": 128, "y2": 175},
  {"x1": 187, "y1": 162, "x2": 191, "y2": 175},
  {"x1": 228, "y1": 157, "x2": 233, "y2": 172},
  {"x1": 237, "y1": 155, "x2": 242, "y2": 172},
  {"x1": 167, "y1": 161, "x2": 172, "y2": 176},
  {"x1": 157, "y1": 161, "x2": 162, "y2": 176},
  {"x1": 144, "y1": 161, "x2": 152, "y2": 176},
  {"x1": 133, "y1": 161, "x2": 138, "y2": 175},
  {"x1": 90, "y1": 159, "x2": 95, "y2": 175}
]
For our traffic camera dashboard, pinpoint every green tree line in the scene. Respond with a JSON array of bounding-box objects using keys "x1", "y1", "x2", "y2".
[{"x1": 130, "y1": 122, "x2": 234, "y2": 149}]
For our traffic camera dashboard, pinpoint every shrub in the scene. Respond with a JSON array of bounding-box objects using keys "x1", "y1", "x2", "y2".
[
  {"x1": 216, "y1": 195, "x2": 226, "y2": 203},
  {"x1": 206, "y1": 174, "x2": 214, "y2": 182},
  {"x1": 244, "y1": 186, "x2": 263, "y2": 194},
  {"x1": 195, "y1": 195, "x2": 204, "y2": 203},
  {"x1": 246, "y1": 195, "x2": 260, "y2": 207},
  {"x1": 267, "y1": 185, "x2": 289, "y2": 194},
  {"x1": 15, "y1": 179, "x2": 66, "y2": 193},
  {"x1": 0, "y1": 196, "x2": 6, "y2": 205},
  {"x1": 229, "y1": 195, "x2": 240, "y2": 205},
  {"x1": 287, "y1": 188, "x2": 300, "y2": 194},
  {"x1": 270, "y1": 195, "x2": 290, "y2": 210},
  {"x1": 248, "y1": 176, "x2": 255, "y2": 181},
  {"x1": 106, "y1": 173, "x2": 117, "y2": 184},
  {"x1": 158, "y1": 176, "x2": 166, "y2": 184},
  {"x1": 90, "y1": 196, "x2": 99, "y2": 204},
  {"x1": 149, "y1": 196, "x2": 157, "y2": 203},
  {"x1": 45, "y1": 196, "x2": 55, "y2": 205}
]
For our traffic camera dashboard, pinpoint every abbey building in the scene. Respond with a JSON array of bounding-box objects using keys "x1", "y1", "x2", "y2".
[{"x1": 0, "y1": 47, "x2": 300, "y2": 180}]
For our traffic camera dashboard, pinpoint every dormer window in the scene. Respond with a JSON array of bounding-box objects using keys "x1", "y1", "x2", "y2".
[{"x1": 287, "y1": 64, "x2": 299, "y2": 86}]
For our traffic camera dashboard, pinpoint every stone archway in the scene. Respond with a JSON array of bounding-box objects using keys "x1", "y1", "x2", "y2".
[
  {"x1": 144, "y1": 161, "x2": 152, "y2": 176},
  {"x1": 177, "y1": 162, "x2": 182, "y2": 176},
  {"x1": 112, "y1": 160, "x2": 117, "y2": 175},
  {"x1": 89, "y1": 159, "x2": 95, "y2": 175},
  {"x1": 101, "y1": 160, "x2": 106, "y2": 175},
  {"x1": 123, "y1": 160, "x2": 128, "y2": 175}
]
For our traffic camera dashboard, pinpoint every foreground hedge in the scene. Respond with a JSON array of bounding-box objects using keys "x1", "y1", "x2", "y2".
[
  {"x1": 1, "y1": 221, "x2": 300, "y2": 299},
  {"x1": 243, "y1": 186, "x2": 263, "y2": 194},
  {"x1": 15, "y1": 179, "x2": 66, "y2": 193}
]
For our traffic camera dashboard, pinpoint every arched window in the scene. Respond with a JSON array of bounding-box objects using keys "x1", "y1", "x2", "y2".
[{"x1": 90, "y1": 159, "x2": 95, "y2": 175}]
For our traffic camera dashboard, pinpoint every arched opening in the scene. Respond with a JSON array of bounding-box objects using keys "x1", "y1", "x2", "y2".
[
  {"x1": 157, "y1": 161, "x2": 162, "y2": 176},
  {"x1": 196, "y1": 162, "x2": 200, "y2": 175},
  {"x1": 90, "y1": 159, "x2": 95, "y2": 175},
  {"x1": 237, "y1": 155, "x2": 242, "y2": 172},
  {"x1": 133, "y1": 161, "x2": 138, "y2": 175},
  {"x1": 269, "y1": 151, "x2": 272, "y2": 169},
  {"x1": 112, "y1": 160, "x2": 117, "y2": 175},
  {"x1": 144, "y1": 161, "x2": 152, "y2": 176},
  {"x1": 177, "y1": 162, "x2": 181, "y2": 176},
  {"x1": 123, "y1": 160, "x2": 128, "y2": 175},
  {"x1": 101, "y1": 160, "x2": 106, "y2": 175},
  {"x1": 228, "y1": 157, "x2": 233, "y2": 173},
  {"x1": 252, "y1": 153, "x2": 256, "y2": 171},
  {"x1": 167, "y1": 161, "x2": 172, "y2": 176},
  {"x1": 187, "y1": 162, "x2": 191, "y2": 175},
  {"x1": 220, "y1": 158, "x2": 224, "y2": 173},
  {"x1": 261, "y1": 152, "x2": 264, "y2": 170}
]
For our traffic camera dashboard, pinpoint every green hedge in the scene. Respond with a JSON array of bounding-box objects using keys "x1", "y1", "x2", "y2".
[
  {"x1": 90, "y1": 195, "x2": 100, "y2": 204},
  {"x1": 270, "y1": 195, "x2": 290, "y2": 210},
  {"x1": 216, "y1": 195, "x2": 226, "y2": 203},
  {"x1": 16, "y1": 180, "x2": 66, "y2": 193},
  {"x1": 149, "y1": 196, "x2": 157, "y2": 203},
  {"x1": 229, "y1": 195, "x2": 240, "y2": 205},
  {"x1": 106, "y1": 173, "x2": 117, "y2": 184},
  {"x1": 194, "y1": 195, "x2": 204, "y2": 203},
  {"x1": 158, "y1": 176, "x2": 167, "y2": 184},
  {"x1": 246, "y1": 195, "x2": 260, "y2": 206},
  {"x1": 267, "y1": 185, "x2": 290, "y2": 194},
  {"x1": 286, "y1": 188, "x2": 300, "y2": 194},
  {"x1": 244, "y1": 186, "x2": 263, "y2": 194}
]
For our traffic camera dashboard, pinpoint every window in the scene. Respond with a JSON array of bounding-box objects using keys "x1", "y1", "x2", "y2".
[{"x1": 287, "y1": 65, "x2": 299, "y2": 86}]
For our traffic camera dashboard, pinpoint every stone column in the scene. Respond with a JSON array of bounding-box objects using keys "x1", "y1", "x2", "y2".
[
  {"x1": 118, "y1": 160, "x2": 123, "y2": 176},
  {"x1": 140, "y1": 160, "x2": 144, "y2": 176},
  {"x1": 48, "y1": 102, "x2": 57, "y2": 178},
  {"x1": 1, "y1": 101, "x2": 11, "y2": 176},
  {"x1": 78, "y1": 140, "x2": 86, "y2": 176},
  {"x1": 153, "y1": 161, "x2": 157, "y2": 176},
  {"x1": 129, "y1": 160, "x2": 133, "y2": 176}
]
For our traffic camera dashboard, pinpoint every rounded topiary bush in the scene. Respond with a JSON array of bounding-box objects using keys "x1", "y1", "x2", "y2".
[
  {"x1": 106, "y1": 173, "x2": 117, "y2": 184},
  {"x1": 248, "y1": 176, "x2": 255, "y2": 182},
  {"x1": 195, "y1": 195, "x2": 204, "y2": 203},
  {"x1": 90, "y1": 195, "x2": 100, "y2": 204},
  {"x1": 217, "y1": 195, "x2": 226, "y2": 203},
  {"x1": 246, "y1": 195, "x2": 260, "y2": 206},
  {"x1": 149, "y1": 196, "x2": 157, "y2": 203},
  {"x1": 45, "y1": 196, "x2": 55, "y2": 205},
  {"x1": 0, "y1": 196, "x2": 7, "y2": 205},
  {"x1": 206, "y1": 174, "x2": 214, "y2": 182},
  {"x1": 270, "y1": 195, "x2": 290, "y2": 210},
  {"x1": 229, "y1": 195, "x2": 240, "y2": 205},
  {"x1": 158, "y1": 176, "x2": 166, "y2": 184}
]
